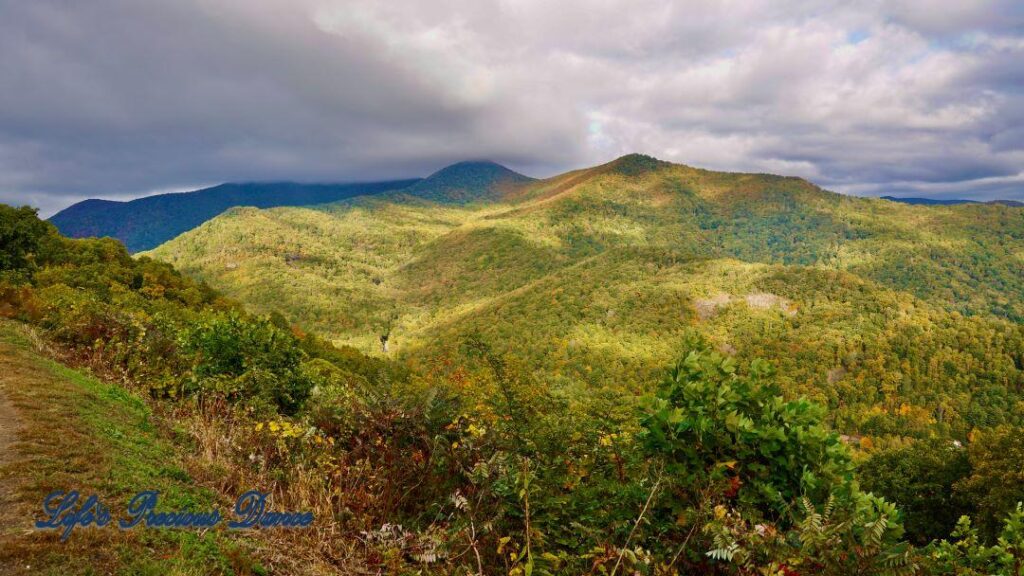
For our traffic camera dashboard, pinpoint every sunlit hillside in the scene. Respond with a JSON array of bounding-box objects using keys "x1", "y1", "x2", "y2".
[{"x1": 148, "y1": 154, "x2": 1024, "y2": 441}]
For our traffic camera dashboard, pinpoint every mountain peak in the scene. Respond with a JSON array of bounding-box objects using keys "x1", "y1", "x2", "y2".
[
  {"x1": 606, "y1": 153, "x2": 674, "y2": 176},
  {"x1": 427, "y1": 160, "x2": 524, "y2": 179},
  {"x1": 441, "y1": 159, "x2": 503, "y2": 168},
  {"x1": 407, "y1": 160, "x2": 535, "y2": 203}
]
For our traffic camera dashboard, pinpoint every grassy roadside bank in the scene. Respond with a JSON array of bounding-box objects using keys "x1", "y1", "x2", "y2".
[{"x1": 0, "y1": 320, "x2": 266, "y2": 576}]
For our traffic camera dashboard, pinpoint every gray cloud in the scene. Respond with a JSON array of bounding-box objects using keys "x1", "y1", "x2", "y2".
[{"x1": 1, "y1": 0, "x2": 1023, "y2": 216}]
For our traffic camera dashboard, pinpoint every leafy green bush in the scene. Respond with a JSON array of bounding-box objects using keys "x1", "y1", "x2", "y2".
[
  {"x1": 638, "y1": 344, "x2": 918, "y2": 573},
  {"x1": 705, "y1": 493, "x2": 915, "y2": 575},
  {"x1": 178, "y1": 312, "x2": 313, "y2": 414},
  {"x1": 641, "y1": 346, "x2": 852, "y2": 522},
  {"x1": 925, "y1": 505, "x2": 1024, "y2": 575}
]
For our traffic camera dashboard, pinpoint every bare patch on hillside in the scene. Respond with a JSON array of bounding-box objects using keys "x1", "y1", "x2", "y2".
[
  {"x1": 695, "y1": 292, "x2": 797, "y2": 320},
  {"x1": 744, "y1": 292, "x2": 797, "y2": 316},
  {"x1": 695, "y1": 293, "x2": 732, "y2": 320},
  {"x1": 827, "y1": 366, "x2": 847, "y2": 384}
]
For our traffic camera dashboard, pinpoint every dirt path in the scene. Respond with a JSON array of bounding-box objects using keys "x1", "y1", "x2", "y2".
[
  {"x1": 0, "y1": 381, "x2": 18, "y2": 464},
  {"x1": 0, "y1": 348, "x2": 29, "y2": 574},
  {"x1": 0, "y1": 334, "x2": 35, "y2": 573},
  {"x1": 0, "y1": 372, "x2": 24, "y2": 520}
]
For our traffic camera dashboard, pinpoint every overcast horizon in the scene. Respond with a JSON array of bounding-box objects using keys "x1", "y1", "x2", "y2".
[{"x1": 3, "y1": 0, "x2": 1024, "y2": 217}]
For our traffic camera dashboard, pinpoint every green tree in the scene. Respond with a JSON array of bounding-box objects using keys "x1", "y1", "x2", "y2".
[
  {"x1": 957, "y1": 426, "x2": 1024, "y2": 542},
  {"x1": 0, "y1": 204, "x2": 54, "y2": 271},
  {"x1": 860, "y1": 439, "x2": 973, "y2": 544}
]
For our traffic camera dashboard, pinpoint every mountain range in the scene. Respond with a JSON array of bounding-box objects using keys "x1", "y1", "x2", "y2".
[
  {"x1": 46, "y1": 160, "x2": 538, "y2": 253},
  {"x1": 8, "y1": 154, "x2": 1024, "y2": 571},
  {"x1": 49, "y1": 157, "x2": 1022, "y2": 254},
  {"x1": 145, "y1": 153, "x2": 1024, "y2": 440},
  {"x1": 882, "y1": 195, "x2": 1024, "y2": 207},
  {"x1": 49, "y1": 179, "x2": 419, "y2": 252}
]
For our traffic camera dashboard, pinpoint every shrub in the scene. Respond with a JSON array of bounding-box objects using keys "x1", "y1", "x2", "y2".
[
  {"x1": 178, "y1": 312, "x2": 313, "y2": 414},
  {"x1": 641, "y1": 347, "x2": 853, "y2": 523}
]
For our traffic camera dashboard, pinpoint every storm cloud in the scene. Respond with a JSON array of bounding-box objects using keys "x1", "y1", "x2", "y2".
[{"x1": 2, "y1": 0, "x2": 1023, "y2": 215}]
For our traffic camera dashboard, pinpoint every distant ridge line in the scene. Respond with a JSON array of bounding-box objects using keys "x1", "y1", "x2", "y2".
[
  {"x1": 881, "y1": 195, "x2": 1023, "y2": 207},
  {"x1": 44, "y1": 154, "x2": 1023, "y2": 254}
]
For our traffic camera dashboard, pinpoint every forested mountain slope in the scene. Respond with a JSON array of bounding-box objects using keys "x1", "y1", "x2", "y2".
[
  {"x1": 148, "y1": 154, "x2": 1024, "y2": 441},
  {"x1": 6, "y1": 193, "x2": 1024, "y2": 572},
  {"x1": 49, "y1": 179, "x2": 419, "y2": 252},
  {"x1": 49, "y1": 159, "x2": 537, "y2": 254}
]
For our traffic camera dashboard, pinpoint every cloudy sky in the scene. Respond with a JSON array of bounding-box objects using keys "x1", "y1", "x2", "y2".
[{"x1": 2, "y1": 0, "x2": 1023, "y2": 216}]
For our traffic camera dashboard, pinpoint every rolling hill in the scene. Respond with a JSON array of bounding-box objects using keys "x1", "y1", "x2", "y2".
[
  {"x1": 49, "y1": 179, "x2": 420, "y2": 252},
  {"x1": 147, "y1": 154, "x2": 1024, "y2": 440}
]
